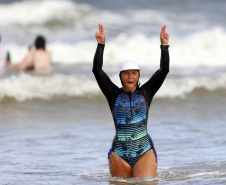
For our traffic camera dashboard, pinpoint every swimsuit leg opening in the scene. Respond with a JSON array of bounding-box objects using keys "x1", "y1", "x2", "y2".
[
  {"x1": 108, "y1": 149, "x2": 113, "y2": 163},
  {"x1": 152, "y1": 147, "x2": 158, "y2": 163}
]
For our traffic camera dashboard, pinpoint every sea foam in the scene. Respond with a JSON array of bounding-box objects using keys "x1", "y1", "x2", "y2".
[
  {"x1": 5, "y1": 28, "x2": 226, "y2": 69},
  {"x1": 0, "y1": 72, "x2": 226, "y2": 101}
]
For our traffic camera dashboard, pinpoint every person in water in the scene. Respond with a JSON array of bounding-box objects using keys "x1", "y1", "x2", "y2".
[
  {"x1": 93, "y1": 24, "x2": 169, "y2": 178},
  {"x1": 15, "y1": 35, "x2": 51, "y2": 70},
  {"x1": 0, "y1": 35, "x2": 11, "y2": 69}
]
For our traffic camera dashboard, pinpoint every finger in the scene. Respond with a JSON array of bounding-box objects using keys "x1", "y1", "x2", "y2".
[
  {"x1": 100, "y1": 24, "x2": 104, "y2": 33},
  {"x1": 162, "y1": 25, "x2": 166, "y2": 34},
  {"x1": 165, "y1": 32, "x2": 169, "y2": 39},
  {"x1": 95, "y1": 31, "x2": 99, "y2": 38},
  {"x1": 160, "y1": 26, "x2": 163, "y2": 35},
  {"x1": 160, "y1": 25, "x2": 165, "y2": 36}
]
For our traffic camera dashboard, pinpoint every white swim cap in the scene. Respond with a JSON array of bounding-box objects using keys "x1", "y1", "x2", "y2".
[{"x1": 120, "y1": 60, "x2": 140, "y2": 72}]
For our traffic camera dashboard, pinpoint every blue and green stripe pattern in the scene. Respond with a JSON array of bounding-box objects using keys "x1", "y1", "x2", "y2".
[{"x1": 113, "y1": 90, "x2": 152, "y2": 167}]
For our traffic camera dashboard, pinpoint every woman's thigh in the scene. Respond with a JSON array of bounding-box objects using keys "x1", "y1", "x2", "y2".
[
  {"x1": 108, "y1": 151, "x2": 132, "y2": 178},
  {"x1": 132, "y1": 149, "x2": 158, "y2": 178}
]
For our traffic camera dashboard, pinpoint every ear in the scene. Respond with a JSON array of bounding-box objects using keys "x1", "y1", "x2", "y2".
[
  {"x1": 119, "y1": 72, "x2": 125, "y2": 87},
  {"x1": 137, "y1": 72, "x2": 141, "y2": 88}
]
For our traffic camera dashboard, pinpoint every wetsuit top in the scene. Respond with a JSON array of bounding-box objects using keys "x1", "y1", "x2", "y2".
[{"x1": 92, "y1": 43, "x2": 169, "y2": 167}]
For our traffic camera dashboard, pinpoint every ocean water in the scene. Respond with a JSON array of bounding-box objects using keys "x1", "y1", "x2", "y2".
[{"x1": 0, "y1": 0, "x2": 226, "y2": 184}]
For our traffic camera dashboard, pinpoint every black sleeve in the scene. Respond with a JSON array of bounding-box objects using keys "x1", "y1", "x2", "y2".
[
  {"x1": 92, "y1": 43, "x2": 119, "y2": 102},
  {"x1": 141, "y1": 45, "x2": 170, "y2": 104}
]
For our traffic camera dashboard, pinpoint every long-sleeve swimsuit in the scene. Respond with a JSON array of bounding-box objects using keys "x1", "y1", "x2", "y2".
[{"x1": 92, "y1": 43, "x2": 169, "y2": 167}]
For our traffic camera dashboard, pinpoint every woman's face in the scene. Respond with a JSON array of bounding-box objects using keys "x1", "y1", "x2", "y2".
[{"x1": 121, "y1": 70, "x2": 139, "y2": 93}]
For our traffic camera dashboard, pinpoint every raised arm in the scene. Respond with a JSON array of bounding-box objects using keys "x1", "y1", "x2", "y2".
[
  {"x1": 92, "y1": 42, "x2": 105, "y2": 74},
  {"x1": 141, "y1": 25, "x2": 170, "y2": 100},
  {"x1": 92, "y1": 24, "x2": 118, "y2": 99},
  {"x1": 92, "y1": 24, "x2": 105, "y2": 73},
  {"x1": 159, "y1": 25, "x2": 170, "y2": 74},
  {"x1": 14, "y1": 51, "x2": 33, "y2": 70}
]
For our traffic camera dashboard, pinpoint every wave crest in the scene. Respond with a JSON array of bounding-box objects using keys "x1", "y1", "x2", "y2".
[
  {"x1": 0, "y1": 0, "x2": 92, "y2": 27},
  {"x1": 0, "y1": 73, "x2": 226, "y2": 101}
]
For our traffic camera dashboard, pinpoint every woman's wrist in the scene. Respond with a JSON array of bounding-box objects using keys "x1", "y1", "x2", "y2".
[
  {"x1": 98, "y1": 43, "x2": 105, "y2": 47},
  {"x1": 161, "y1": 42, "x2": 168, "y2": 45}
]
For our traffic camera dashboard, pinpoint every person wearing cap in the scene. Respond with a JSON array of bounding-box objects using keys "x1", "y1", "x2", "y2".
[{"x1": 92, "y1": 24, "x2": 169, "y2": 178}]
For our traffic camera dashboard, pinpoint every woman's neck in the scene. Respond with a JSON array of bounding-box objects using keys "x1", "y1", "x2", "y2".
[{"x1": 123, "y1": 87, "x2": 136, "y2": 93}]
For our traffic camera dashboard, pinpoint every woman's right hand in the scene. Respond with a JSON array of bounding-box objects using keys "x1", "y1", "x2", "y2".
[
  {"x1": 160, "y1": 25, "x2": 169, "y2": 45},
  {"x1": 95, "y1": 24, "x2": 105, "y2": 44}
]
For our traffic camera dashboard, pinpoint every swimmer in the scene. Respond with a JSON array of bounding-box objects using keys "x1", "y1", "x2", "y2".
[
  {"x1": 0, "y1": 35, "x2": 11, "y2": 69},
  {"x1": 92, "y1": 24, "x2": 170, "y2": 178},
  {"x1": 14, "y1": 35, "x2": 51, "y2": 70}
]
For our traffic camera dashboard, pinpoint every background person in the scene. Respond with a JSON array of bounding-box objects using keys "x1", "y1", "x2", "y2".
[
  {"x1": 0, "y1": 35, "x2": 11, "y2": 69},
  {"x1": 15, "y1": 35, "x2": 51, "y2": 71}
]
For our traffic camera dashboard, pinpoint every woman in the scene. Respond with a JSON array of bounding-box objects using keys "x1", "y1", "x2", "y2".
[
  {"x1": 15, "y1": 35, "x2": 51, "y2": 71},
  {"x1": 93, "y1": 24, "x2": 169, "y2": 178}
]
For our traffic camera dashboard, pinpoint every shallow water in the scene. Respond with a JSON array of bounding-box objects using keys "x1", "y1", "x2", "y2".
[{"x1": 1, "y1": 92, "x2": 226, "y2": 184}]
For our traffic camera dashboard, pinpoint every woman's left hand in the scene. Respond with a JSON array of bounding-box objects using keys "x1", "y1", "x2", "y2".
[
  {"x1": 160, "y1": 25, "x2": 169, "y2": 45},
  {"x1": 95, "y1": 24, "x2": 106, "y2": 44}
]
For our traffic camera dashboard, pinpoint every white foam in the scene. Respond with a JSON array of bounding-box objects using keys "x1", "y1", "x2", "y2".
[
  {"x1": 6, "y1": 28, "x2": 226, "y2": 69},
  {"x1": 188, "y1": 171, "x2": 225, "y2": 178},
  {"x1": 0, "y1": 0, "x2": 92, "y2": 26},
  {"x1": 0, "y1": 1, "x2": 170, "y2": 28},
  {"x1": 0, "y1": 73, "x2": 100, "y2": 101},
  {"x1": 1, "y1": 1, "x2": 226, "y2": 69},
  {"x1": 0, "y1": 72, "x2": 226, "y2": 101},
  {"x1": 157, "y1": 170, "x2": 226, "y2": 182},
  {"x1": 161, "y1": 74, "x2": 226, "y2": 98},
  {"x1": 0, "y1": 0, "x2": 205, "y2": 34}
]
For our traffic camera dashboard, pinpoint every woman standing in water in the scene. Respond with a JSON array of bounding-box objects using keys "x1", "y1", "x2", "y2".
[{"x1": 92, "y1": 24, "x2": 169, "y2": 178}]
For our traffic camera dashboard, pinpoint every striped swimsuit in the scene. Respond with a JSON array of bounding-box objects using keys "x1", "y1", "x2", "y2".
[{"x1": 93, "y1": 43, "x2": 169, "y2": 167}]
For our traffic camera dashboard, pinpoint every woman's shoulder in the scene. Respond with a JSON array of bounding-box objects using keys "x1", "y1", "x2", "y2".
[{"x1": 34, "y1": 49, "x2": 49, "y2": 54}]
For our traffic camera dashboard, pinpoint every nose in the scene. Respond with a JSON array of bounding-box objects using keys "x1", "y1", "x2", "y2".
[{"x1": 128, "y1": 72, "x2": 133, "y2": 78}]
